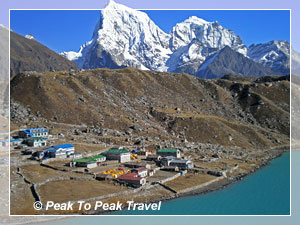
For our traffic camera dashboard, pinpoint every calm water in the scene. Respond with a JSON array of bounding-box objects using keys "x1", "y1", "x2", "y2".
[
  {"x1": 39, "y1": 152, "x2": 290, "y2": 225},
  {"x1": 114, "y1": 152, "x2": 290, "y2": 215}
]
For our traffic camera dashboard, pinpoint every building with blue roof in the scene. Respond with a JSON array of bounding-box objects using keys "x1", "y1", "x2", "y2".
[
  {"x1": 45, "y1": 143, "x2": 75, "y2": 159},
  {"x1": 19, "y1": 128, "x2": 48, "y2": 138},
  {"x1": 160, "y1": 157, "x2": 194, "y2": 169}
]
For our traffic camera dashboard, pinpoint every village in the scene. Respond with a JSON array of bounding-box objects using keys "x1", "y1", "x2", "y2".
[
  {"x1": 10, "y1": 127, "x2": 196, "y2": 189},
  {"x1": 10, "y1": 125, "x2": 282, "y2": 215}
]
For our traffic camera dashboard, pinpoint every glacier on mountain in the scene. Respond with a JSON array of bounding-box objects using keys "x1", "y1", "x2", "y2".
[
  {"x1": 247, "y1": 40, "x2": 290, "y2": 74},
  {"x1": 61, "y1": 0, "x2": 290, "y2": 76}
]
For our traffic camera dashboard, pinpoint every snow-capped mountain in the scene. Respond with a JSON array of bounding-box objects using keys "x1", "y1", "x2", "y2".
[
  {"x1": 166, "y1": 39, "x2": 219, "y2": 74},
  {"x1": 247, "y1": 40, "x2": 290, "y2": 75},
  {"x1": 61, "y1": 0, "x2": 290, "y2": 77},
  {"x1": 166, "y1": 16, "x2": 247, "y2": 74},
  {"x1": 62, "y1": 0, "x2": 171, "y2": 71},
  {"x1": 196, "y1": 46, "x2": 274, "y2": 78},
  {"x1": 169, "y1": 16, "x2": 247, "y2": 54}
]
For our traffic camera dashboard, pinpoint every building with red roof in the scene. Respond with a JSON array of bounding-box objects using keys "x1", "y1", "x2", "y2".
[
  {"x1": 131, "y1": 167, "x2": 148, "y2": 177},
  {"x1": 117, "y1": 172, "x2": 146, "y2": 187}
]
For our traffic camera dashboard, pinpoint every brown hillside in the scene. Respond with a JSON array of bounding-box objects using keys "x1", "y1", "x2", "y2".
[
  {"x1": 10, "y1": 32, "x2": 78, "y2": 78},
  {"x1": 11, "y1": 68, "x2": 290, "y2": 149}
]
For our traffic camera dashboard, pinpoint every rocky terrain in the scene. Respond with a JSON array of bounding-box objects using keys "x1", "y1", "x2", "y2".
[
  {"x1": 11, "y1": 67, "x2": 290, "y2": 150},
  {"x1": 248, "y1": 41, "x2": 290, "y2": 75},
  {"x1": 9, "y1": 67, "x2": 290, "y2": 215},
  {"x1": 10, "y1": 31, "x2": 78, "y2": 78},
  {"x1": 196, "y1": 46, "x2": 276, "y2": 78}
]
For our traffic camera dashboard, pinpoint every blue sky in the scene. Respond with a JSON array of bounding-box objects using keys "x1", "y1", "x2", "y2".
[{"x1": 10, "y1": 10, "x2": 290, "y2": 53}]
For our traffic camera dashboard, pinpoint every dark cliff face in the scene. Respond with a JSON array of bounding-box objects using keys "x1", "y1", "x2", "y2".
[
  {"x1": 196, "y1": 46, "x2": 281, "y2": 79},
  {"x1": 10, "y1": 32, "x2": 78, "y2": 78}
]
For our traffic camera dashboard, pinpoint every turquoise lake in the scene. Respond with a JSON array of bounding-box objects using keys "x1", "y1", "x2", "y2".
[
  {"x1": 40, "y1": 152, "x2": 291, "y2": 225},
  {"x1": 114, "y1": 152, "x2": 290, "y2": 215}
]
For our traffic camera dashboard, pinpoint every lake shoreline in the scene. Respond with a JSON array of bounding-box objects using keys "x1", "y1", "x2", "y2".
[{"x1": 89, "y1": 147, "x2": 289, "y2": 215}]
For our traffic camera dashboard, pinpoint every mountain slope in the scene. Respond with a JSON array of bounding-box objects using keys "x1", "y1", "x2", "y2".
[
  {"x1": 60, "y1": 1, "x2": 289, "y2": 77},
  {"x1": 169, "y1": 16, "x2": 247, "y2": 54},
  {"x1": 165, "y1": 16, "x2": 247, "y2": 74},
  {"x1": 61, "y1": 0, "x2": 171, "y2": 71},
  {"x1": 10, "y1": 32, "x2": 78, "y2": 77},
  {"x1": 11, "y1": 67, "x2": 289, "y2": 149},
  {"x1": 196, "y1": 46, "x2": 275, "y2": 78},
  {"x1": 247, "y1": 41, "x2": 290, "y2": 75}
]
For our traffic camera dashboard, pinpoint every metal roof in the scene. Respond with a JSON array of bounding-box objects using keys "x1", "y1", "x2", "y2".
[
  {"x1": 132, "y1": 167, "x2": 147, "y2": 172},
  {"x1": 158, "y1": 149, "x2": 178, "y2": 153},
  {"x1": 90, "y1": 154, "x2": 105, "y2": 159},
  {"x1": 74, "y1": 158, "x2": 96, "y2": 163},
  {"x1": 46, "y1": 144, "x2": 74, "y2": 152},
  {"x1": 102, "y1": 148, "x2": 129, "y2": 155},
  {"x1": 118, "y1": 173, "x2": 144, "y2": 181},
  {"x1": 74, "y1": 154, "x2": 105, "y2": 163},
  {"x1": 161, "y1": 156, "x2": 176, "y2": 160},
  {"x1": 10, "y1": 139, "x2": 22, "y2": 142},
  {"x1": 54, "y1": 144, "x2": 74, "y2": 149},
  {"x1": 169, "y1": 159, "x2": 190, "y2": 164},
  {"x1": 24, "y1": 128, "x2": 48, "y2": 133}
]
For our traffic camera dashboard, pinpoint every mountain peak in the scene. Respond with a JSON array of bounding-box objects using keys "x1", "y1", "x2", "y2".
[
  {"x1": 105, "y1": 0, "x2": 128, "y2": 10},
  {"x1": 247, "y1": 40, "x2": 290, "y2": 74},
  {"x1": 196, "y1": 45, "x2": 275, "y2": 79},
  {"x1": 73, "y1": 0, "x2": 171, "y2": 71},
  {"x1": 60, "y1": 2, "x2": 289, "y2": 77},
  {"x1": 184, "y1": 16, "x2": 211, "y2": 24},
  {"x1": 170, "y1": 15, "x2": 246, "y2": 54}
]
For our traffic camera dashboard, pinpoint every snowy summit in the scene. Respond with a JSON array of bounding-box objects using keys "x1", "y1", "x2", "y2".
[{"x1": 60, "y1": 0, "x2": 290, "y2": 76}]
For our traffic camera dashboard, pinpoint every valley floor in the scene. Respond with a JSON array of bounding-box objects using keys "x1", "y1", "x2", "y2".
[{"x1": 9, "y1": 122, "x2": 289, "y2": 215}]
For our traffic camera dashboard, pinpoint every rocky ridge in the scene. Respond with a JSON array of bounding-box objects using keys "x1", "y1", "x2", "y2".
[{"x1": 61, "y1": 0, "x2": 290, "y2": 77}]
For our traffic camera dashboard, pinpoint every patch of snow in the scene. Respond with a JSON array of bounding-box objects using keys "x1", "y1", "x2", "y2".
[
  {"x1": 247, "y1": 40, "x2": 290, "y2": 73},
  {"x1": 25, "y1": 34, "x2": 35, "y2": 40}
]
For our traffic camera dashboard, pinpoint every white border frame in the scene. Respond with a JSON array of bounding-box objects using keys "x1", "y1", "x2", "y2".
[{"x1": 8, "y1": 7, "x2": 292, "y2": 217}]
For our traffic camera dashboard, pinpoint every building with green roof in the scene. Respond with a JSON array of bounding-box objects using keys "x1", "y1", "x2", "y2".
[
  {"x1": 157, "y1": 149, "x2": 180, "y2": 158},
  {"x1": 73, "y1": 154, "x2": 106, "y2": 168},
  {"x1": 102, "y1": 148, "x2": 131, "y2": 163}
]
